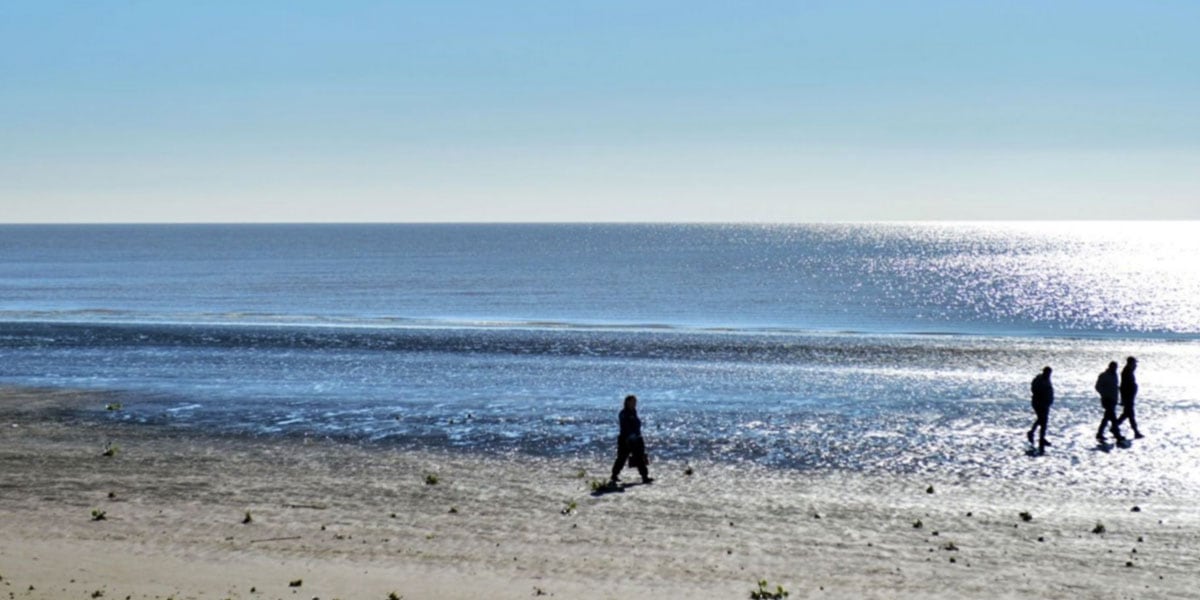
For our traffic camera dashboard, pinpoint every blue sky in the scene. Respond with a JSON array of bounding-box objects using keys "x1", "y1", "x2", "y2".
[{"x1": 2, "y1": 1, "x2": 1197, "y2": 222}]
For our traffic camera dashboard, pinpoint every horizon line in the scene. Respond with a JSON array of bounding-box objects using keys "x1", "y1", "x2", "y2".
[{"x1": 3, "y1": 218, "x2": 1197, "y2": 226}]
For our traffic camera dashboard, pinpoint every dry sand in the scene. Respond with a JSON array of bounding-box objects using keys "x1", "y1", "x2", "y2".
[{"x1": 2, "y1": 386, "x2": 1198, "y2": 599}]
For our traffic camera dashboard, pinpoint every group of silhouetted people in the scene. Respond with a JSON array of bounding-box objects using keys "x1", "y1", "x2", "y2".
[
  {"x1": 1027, "y1": 356, "x2": 1142, "y2": 451},
  {"x1": 606, "y1": 357, "x2": 1145, "y2": 483}
]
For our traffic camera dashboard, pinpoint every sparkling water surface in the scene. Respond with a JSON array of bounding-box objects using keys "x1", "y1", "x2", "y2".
[{"x1": 2, "y1": 223, "x2": 1199, "y2": 493}]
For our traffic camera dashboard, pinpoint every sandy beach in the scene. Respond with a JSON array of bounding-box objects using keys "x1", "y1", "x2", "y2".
[{"x1": 2, "y1": 386, "x2": 1197, "y2": 600}]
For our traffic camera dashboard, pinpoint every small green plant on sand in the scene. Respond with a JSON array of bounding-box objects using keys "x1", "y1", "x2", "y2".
[
  {"x1": 912, "y1": 519, "x2": 923, "y2": 529},
  {"x1": 101, "y1": 442, "x2": 119, "y2": 457},
  {"x1": 387, "y1": 592, "x2": 403, "y2": 600},
  {"x1": 424, "y1": 473, "x2": 439, "y2": 485},
  {"x1": 242, "y1": 511, "x2": 253, "y2": 524},
  {"x1": 105, "y1": 403, "x2": 122, "y2": 411},
  {"x1": 589, "y1": 479, "x2": 610, "y2": 492},
  {"x1": 750, "y1": 579, "x2": 789, "y2": 599},
  {"x1": 1092, "y1": 522, "x2": 1106, "y2": 534},
  {"x1": 561, "y1": 500, "x2": 577, "y2": 515},
  {"x1": 575, "y1": 468, "x2": 587, "y2": 479},
  {"x1": 91, "y1": 509, "x2": 107, "y2": 521}
]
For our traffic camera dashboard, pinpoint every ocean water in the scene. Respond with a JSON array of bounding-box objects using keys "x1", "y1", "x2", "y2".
[{"x1": 2, "y1": 223, "x2": 1199, "y2": 493}]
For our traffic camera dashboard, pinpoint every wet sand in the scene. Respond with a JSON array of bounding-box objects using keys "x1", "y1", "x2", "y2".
[{"x1": 2, "y1": 386, "x2": 1197, "y2": 599}]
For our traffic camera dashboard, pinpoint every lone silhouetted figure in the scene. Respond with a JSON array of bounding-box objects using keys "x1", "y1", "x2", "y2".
[
  {"x1": 1027, "y1": 366, "x2": 1054, "y2": 449},
  {"x1": 1116, "y1": 356, "x2": 1143, "y2": 439},
  {"x1": 1095, "y1": 361, "x2": 1125, "y2": 444},
  {"x1": 610, "y1": 394, "x2": 653, "y2": 485}
]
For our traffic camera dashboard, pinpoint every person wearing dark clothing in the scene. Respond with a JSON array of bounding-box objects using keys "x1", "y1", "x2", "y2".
[
  {"x1": 1116, "y1": 356, "x2": 1143, "y2": 438},
  {"x1": 610, "y1": 394, "x2": 653, "y2": 484},
  {"x1": 1095, "y1": 361, "x2": 1125, "y2": 443},
  {"x1": 1027, "y1": 366, "x2": 1054, "y2": 449}
]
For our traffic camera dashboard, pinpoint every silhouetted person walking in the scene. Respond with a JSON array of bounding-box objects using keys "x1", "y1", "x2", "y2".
[
  {"x1": 610, "y1": 394, "x2": 653, "y2": 485},
  {"x1": 1095, "y1": 361, "x2": 1125, "y2": 443},
  {"x1": 1027, "y1": 366, "x2": 1054, "y2": 449},
  {"x1": 1116, "y1": 356, "x2": 1143, "y2": 438}
]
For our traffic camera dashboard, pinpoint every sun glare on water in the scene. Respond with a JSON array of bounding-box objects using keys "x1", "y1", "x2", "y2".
[{"x1": 933, "y1": 221, "x2": 1200, "y2": 335}]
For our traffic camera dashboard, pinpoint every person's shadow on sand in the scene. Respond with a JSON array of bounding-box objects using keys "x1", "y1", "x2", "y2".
[
  {"x1": 590, "y1": 482, "x2": 626, "y2": 497},
  {"x1": 590, "y1": 480, "x2": 653, "y2": 497},
  {"x1": 1091, "y1": 439, "x2": 1133, "y2": 453},
  {"x1": 1026, "y1": 438, "x2": 1134, "y2": 457}
]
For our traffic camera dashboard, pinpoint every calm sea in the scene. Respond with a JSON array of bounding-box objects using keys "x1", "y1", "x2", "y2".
[{"x1": 2, "y1": 223, "x2": 1199, "y2": 492}]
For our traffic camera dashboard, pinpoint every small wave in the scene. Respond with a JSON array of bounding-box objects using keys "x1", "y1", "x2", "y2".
[
  {"x1": 5, "y1": 308, "x2": 1191, "y2": 342},
  {"x1": 0, "y1": 308, "x2": 695, "y2": 333}
]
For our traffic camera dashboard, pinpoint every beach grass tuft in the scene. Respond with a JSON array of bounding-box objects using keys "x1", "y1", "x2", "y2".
[{"x1": 750, "y1": 579, "x2": 789, "y2": 599}]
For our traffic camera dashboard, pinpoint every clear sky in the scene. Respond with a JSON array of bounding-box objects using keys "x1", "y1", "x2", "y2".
[{"x1": 2, "y1": 1, "x2": 1197, "y2": 222}]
